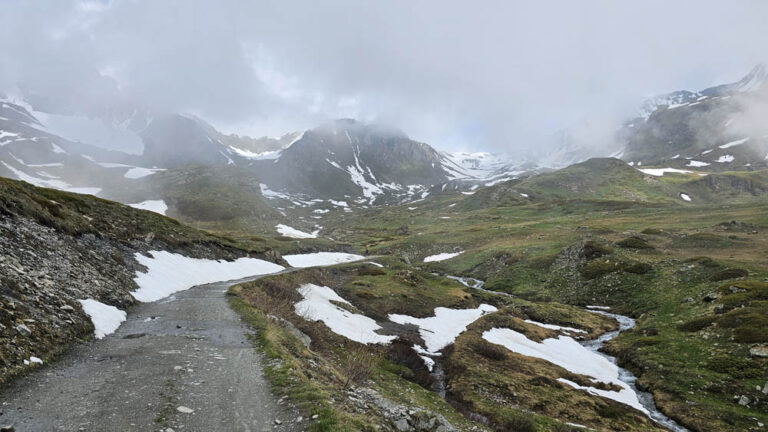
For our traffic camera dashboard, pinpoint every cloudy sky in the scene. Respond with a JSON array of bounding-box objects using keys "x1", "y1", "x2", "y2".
[{"x1": 2, "y1": 0, "x2": 767, "y2": 153}]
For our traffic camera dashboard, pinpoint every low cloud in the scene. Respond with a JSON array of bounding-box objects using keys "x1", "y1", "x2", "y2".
[{"x1": 2, "y1": 0, "x2": 767, "y2": 154}]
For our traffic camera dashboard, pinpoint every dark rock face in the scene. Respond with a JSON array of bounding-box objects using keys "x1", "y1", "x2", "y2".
[
  {"x1": 0, "y1": 216, "x2": 138, "y2": 384},
  {"x1": 255, "y1": 119, "x2": 448, "y2": 203}
]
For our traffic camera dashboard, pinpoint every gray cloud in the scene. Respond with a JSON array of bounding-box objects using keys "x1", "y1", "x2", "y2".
[{"x1": 3, "y1": 0, "x2": 767, "y2": 153}]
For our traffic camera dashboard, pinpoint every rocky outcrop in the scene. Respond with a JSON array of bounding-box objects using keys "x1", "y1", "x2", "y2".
[{"x1": 347, "y1": 387, "x2": 458, "y2": 432}]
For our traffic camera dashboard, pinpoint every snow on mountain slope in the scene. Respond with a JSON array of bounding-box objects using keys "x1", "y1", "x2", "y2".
[
  {"x1": 637, "y1": 64, "x2": 767, "y2": 120},
  {"x1": 621, "y1": 64, "x2": 768, "y2": 170},
  {"x1": 254, "y1": 119, "x2": 446, "y2": 205}
]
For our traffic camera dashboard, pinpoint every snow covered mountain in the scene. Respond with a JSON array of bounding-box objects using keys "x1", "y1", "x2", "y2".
[
  {"x1": 620, "y1": 64, "x2": 768, "y2": 170},
  {"x1": 637, "y1": 64, "x2": 767, "y2": 119},
  {"x1": 252, "y1": 119, "x2": 448, "y2": 205},
  {"x1": 0, "y1": 98, "x2": 159, "y2": 196}
]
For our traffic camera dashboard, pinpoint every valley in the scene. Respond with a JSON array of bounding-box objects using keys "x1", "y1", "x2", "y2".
[{"x1": 1, "y1": 55, "x2": 768, "y2": 432}]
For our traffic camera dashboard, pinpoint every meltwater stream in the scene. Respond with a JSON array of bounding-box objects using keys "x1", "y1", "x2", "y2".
[{"x1": 447, "y1": 275, "x2": 688, "y2": 432}]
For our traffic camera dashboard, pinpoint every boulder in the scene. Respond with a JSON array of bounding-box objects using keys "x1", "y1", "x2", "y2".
[{"x1": 750, "y1": 346, "x2": 768, "y2": 358}]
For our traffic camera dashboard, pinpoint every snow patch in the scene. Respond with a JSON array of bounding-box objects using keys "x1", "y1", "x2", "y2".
[
  {"x1": 295, "y1": 284, "x2": 395, "y2": 345},
  {"x1": 78, "y1": 298, "x2": 127, "y2": 339},
  {"x1": 716, "y1": 154, "x2": 734, "y2": 163},
  {"x1": 276, "y1": 224, "x2": 319, "y2": 239},
  {"x1": 389, "y1": 304, "x2": 497, "y2": 354},
  {"x1": 283, "y1": 252, "x2": 364, "y2": 268},
  {"x1": 1, "y1": 161, "x2": 101, "y2": 195},
  {"x1": 423, "y1": 251, "x2": 463, "y2": 262},
  {"x1": 719, "y1": 137, "x2": 750, "y2": 149},
  {"x1": 132, "y1": 251, "x2": 284, "y2": 302},
  {"x1": 128, "y1": 200, "x2": 168, "y2": 215},
  {"x1": 680, "y1": 193, "x2": 692, "y2": 202},
  {"x1": 524, "y1": 319, "x2": 586, "y2": 334},
  {"x1": 482, "y1": 327, "x2": 648, "y2": 414},
  {"x1": 637, "y1": 167, "x2": 692, "y2": 177},
  {"x1": 686, "y1": 160, "x2": 710, "y2": 167},
  {"x1": 124, "y1": 167, "x2": 164, "y2": 179}
]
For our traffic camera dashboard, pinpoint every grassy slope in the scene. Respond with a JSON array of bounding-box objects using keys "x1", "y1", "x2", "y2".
[
  {"x1": 313, "y1": 162, "x2": 768, "y2": 431},
  {"x1": 228, "y1": 257, "x2": 691, "y2": 431},
  {"x1": 0, "y1": 176, "x2": 254, "y2": 253},
  {"x1": 228, "y1": 261, "x2": 490, "y2": 431}
]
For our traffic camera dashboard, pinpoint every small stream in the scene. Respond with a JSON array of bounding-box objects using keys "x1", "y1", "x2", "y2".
[
  {"x1": 446, "y1": 275, "x2": 688, "y2": 432},
  {"x1": 584, "y1": 309, "x2": 688, "y2": 432}
]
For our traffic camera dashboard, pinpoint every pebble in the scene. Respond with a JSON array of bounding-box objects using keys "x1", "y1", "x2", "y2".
[{"x1": 176, "y1": 406, "x2": 194, "y2": 414}]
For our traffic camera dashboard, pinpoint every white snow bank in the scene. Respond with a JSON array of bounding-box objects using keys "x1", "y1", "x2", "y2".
[
  {"x1": 282, "y1": 252, "x2": 364, "y2": 268},
  {"x1": 482, "y1": 328, "x2": 648, "y2": 414},
  {"x1": 686, "y1": 160, "x2": 710, "y2": 167},
  {"x1": 276, "y1": 224, "x2": 318, "y2": 239},
  {"x1": 716, "y1": 154, "x2": 734, "y2": 163},
  {"x1": 128, "y1": 200, "x2": 168, "y2": 215},
  {"x1": 586, "y1": 305, "x2": 611, "y2": 310},
  {"x1": 389, "y1": 304, "x2": 497, "y2": 354},
  {"x1": 23, "y1": 356, "x2": 43, "y2": 365},
  {"x1": 637, "y1": 167, "x2": 692, "y2": 177},
  {"x1": 78, "y1": 299, "x2": 127, "y2": 339},
  {"x1": 423, "y1": 251, "x2": 463, "y2": 262},
  {"x1": 124, "y1": 167, "x2": 164, "y2": 179},
  {"x1": 719, "y1": 137, "x2": 749, "y2": 149},
  {"x1": 524, "y1": 319, "x2": 586, "y2": 334},
  {"x1": 295, "y1": 284, "x2": 395, "y2": 344},
  {"x1": 1, "y1": 161, "x2": 101, "y2": 195},
  {"x1": 132, "y1": 251, "x2": 284, "y2": 302}
]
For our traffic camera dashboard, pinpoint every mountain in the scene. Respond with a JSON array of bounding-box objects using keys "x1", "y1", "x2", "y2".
[
  {"x1": 253, "y1": 119, "x2": 450, "y2": 204},
  {"x1": 0, "y1": 98, "x2": 155, "y2": 195},
  {"x1": 462, "y1": 157, "x2": 768, "y2": 209},
  {"x1": 638, "y1": 64, "x2": 767, "y2": 119},
  {"x1": 138, "y1": 114, "x2": 302, "y2": 167},
  {"x1": 621, "y1": 64, "x2": 768, "y2": 170}
]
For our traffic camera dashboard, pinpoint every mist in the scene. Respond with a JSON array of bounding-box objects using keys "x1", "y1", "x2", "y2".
[{"x1": 2, "y1": 0, "x2": 767, "y2": 154}]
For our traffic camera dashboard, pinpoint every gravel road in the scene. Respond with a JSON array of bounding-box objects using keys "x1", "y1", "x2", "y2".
[{"x1": 0, "y1": 277, "x2": 302, "y2": 432}]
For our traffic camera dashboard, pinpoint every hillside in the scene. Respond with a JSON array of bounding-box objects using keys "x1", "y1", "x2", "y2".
[
  {"x1": 0, "y1": 177, "x2": 280, "y2": 384},
  {"x1": 310, "y1": 166, "x2": 768, "y2": 431},
  {"x1": 460, "y1": 158, "x2": 768, "y2": 210}
]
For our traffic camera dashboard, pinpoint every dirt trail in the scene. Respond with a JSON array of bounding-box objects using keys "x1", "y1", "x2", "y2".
[{"x1": 0, "y1": 277, "x2": 302, "y2": 432}]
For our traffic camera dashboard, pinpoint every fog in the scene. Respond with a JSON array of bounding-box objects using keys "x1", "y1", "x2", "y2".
[{"x1": 2, "y1": 0, "x2": 767, "y2": 154}]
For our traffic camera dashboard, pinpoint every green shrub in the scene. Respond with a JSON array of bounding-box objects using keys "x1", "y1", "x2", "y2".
[
  {"x1": 705, "y1": 354, "x2": 764, "y2": 378},
  {"x1": 683, "y1": 256, "x2": 721, "y2": 268},
  {"x1": 733, "y1": 326, "x2": 768, "y2": 343},
  {"x1": 596, "y1": 403, "x2": 626, "y2": 419},
  {"x1": 709, "y1": 268, "x2": 748, "y2": 282},
  {"x1": 624, "y1": 262, "x2": 653, "y2": 274},
  {"x1": 677, "y1": 316, "x2": 715, "y2": 332},
  {"x1": 526, "y1": 254, "x2": 557, "y2": 269},
  {"x1": 718, "y1": 280, "x2": 768, "y2": 296},
  {"x1": 358, "y1": 265, "x2": 386, "y2": 276},
  {"x1": 641, "y1": 228, "x2": 663, "y2": 235},
  {"x1": 502, "y1": 411, "x2": 537, "y2": 432},
  {"x1": 617, "y1": 236, "x2": 653, "y2": 250},
  {"x1": 580, "y1": 260, "x2": 620, "y2": 279},
  {"x1": 471, "y1": 340, "x2": 508, "y2": 361},
  {"x1": 582, "y1": 241, "x2": 613, "y2": 259}
]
